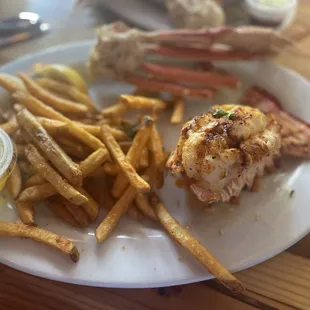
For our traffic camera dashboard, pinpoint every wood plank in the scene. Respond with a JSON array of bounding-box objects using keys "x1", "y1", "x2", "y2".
[{"x1": 237, "y1": 253, "x2": 310, "y2": 310}]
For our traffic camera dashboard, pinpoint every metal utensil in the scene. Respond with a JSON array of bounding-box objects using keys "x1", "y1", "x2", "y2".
[{"x1": 0, "y1": 12, "x2": 50, "y2": 48}]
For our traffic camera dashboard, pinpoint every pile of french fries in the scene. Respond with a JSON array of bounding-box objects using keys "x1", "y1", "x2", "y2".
[{"x1": 0, "y1": 69, "x2": 243, "y2": 292}]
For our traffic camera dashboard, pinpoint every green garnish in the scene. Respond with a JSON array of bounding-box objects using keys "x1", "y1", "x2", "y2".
[
  {"x1": 120, "y1": 121, "x2": 139, "y2": 140},
  {"x1": 289, "y1": 190, "x2": 295, "y2": 198},
  {"x1": 212, "y1": 109, "x2": 236, "y2": 120}
]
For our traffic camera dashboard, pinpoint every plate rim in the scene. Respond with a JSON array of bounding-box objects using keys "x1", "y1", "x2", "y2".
[{"x1": 0, "y1": 40, "x2": 309, "y2": 288}]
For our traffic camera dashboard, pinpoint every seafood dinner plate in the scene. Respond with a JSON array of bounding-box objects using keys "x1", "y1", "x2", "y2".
[{"x1": 0, "y1": 41, "x2": 309, "y2": 288}]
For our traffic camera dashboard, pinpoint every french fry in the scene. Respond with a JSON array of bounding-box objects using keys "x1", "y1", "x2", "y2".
[
  {"x1": 48, "y1": 197, "x2": 79, "y2": 227},
  {"x1": 36, "y1": 117, "x2": 69, "y2": 135},
  {"x1": 55, "y1": 136, "x2": 92, "y2": 160},
  {"x1": 18, "y1": 74, "x2": 89, "y2": 114},
  {"x1": 0, "y1": 221, "x2": 79, "y2": 262},
  {"x1": 150, "y1": 194, "x2": 244, "y2": 292},
  {"x1": 12, "y1": 91, "x2": 106, "y2": 151},
  {"x1": 13, "y1": 104, "x2": 24, "y2": 113},
  {"x1": 139, "y1": 148, "x2": 149, "y2": 169},
  {"x1": 79, "y1": 148, "x2": 109, "y2": 178},
  {"x1": 101, "y1": 124, "x2": 150, "y2": 194},
  {"x1": 77, "y1": 187, "x2": 99, "y2": 221},
  {"x1": 120, "y1": 95, "x2": 166, "y2": 110},
  {"x1": 95, "y1": 186, "x2": 137, "y2": 243},
  {"x1": 112, "y1": 116, "x2": 153, "y2": 198},
  {"x1": 0, "y1": 117, "x2": 19, "y2": 135},
  {"x1": 135, "y1": 193, "x2": 156, "y2": 220},
  {"x1": 17, "y1": 109, "x2": 82, "y2": 186},
  {"x1": 101, "y1": 102, "x2": 128, "y2": 118},
  {"x1": 25, "y1": 144, "x2": 88, "y2": 205},
  {"x1": 37, "y1": 117, "x2": 128, "y2": 141},
  {"x1": 149, "y1": 123, "x2": 165, "y2": 189},
  {"x1": 170, "y1": 98, "x2": 184, "y2": 124},
  {"x1": 18, "y1": 183, "x2": 56, "y2": 202},
  {"x1": 15, "y1": 201, "x2": 34, "y2": 225},
  {"x1": 36, "y1": 78, "x2": 99, "y2": 113},
  {"x1": 0, "y1": 73, "x2": 26, "y2": 93},
  {"x1": 57, "y1": 196, "x2": 90, "y2": 228},
  {"x1": 24, "y1": 173, "x2": 45, "y2": 188},
  {"x1": 84, "y1": 177, "x2": 142, "y2": 220},
  {"x1": 19, "y1": 160, "x2": 36, "y2": 176},
  {"x1": 6, "y1": 164, "x2": 22, "y2": 199}
]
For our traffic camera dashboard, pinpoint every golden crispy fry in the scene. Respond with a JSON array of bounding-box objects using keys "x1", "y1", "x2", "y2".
[
  {"x1": 139, "y1": 148, "x2": 149, "y2": 169},
  {"x1": 77, "y1": 187, "x2": 99, "y2": 221},
  {"x1": 17, "y1": 109, "x2": 82, "y2": 186},
  {"x1": 0, "y1": 221, "x2": 79, "y2": 262},
  {"x1": 0, "y1": 117, "x2": 19, "y2": 135},
  {"x1": 57, "y1": 196, "x2": 90, "y2": 228},
  {"x1": 95, "y1": 186, "x2": 137, "y2": 243},
  {"x1": 18, "y1": 74, "x2": 89, "y2": 114},
  {"x1": 12, "y1": 91, "x2": 106, "y2": 151},
  {"x1": 15, "y1": 201, "x2": 34, "y2": 225},
  {"x1": 0, "y1": 73, "x2": 26, "y2": 93},
  {"x1": 149, "y1": 124, "x2": 165, "y2": 189},
  {"x1": 37, "y1": 117, "x2": 128, "y2": 141},
  {"x1": 24, "y1": 173, "x2": 45, "y2": 188},
  {"x1": 170, "y1": 98, "x2": 184, "y2": 125},
  {"x1": 6, "y1": 164, "x2": 22, "y2": 199},
  {"x1": 101, "y1": 102, "x2": 128, "y2": 118},
  {"x1": 120, "y1": 95, "x2": 166, "y2": 110},
  {"x1": 18, "y1": 183, "x2": 56, "y2": 202},
  {"x1": 56, "y1": 136, "x2": 92, "y2": 160},
  {"x1": 102, "y1": 163, "x2": 119, "y2": 176},
  {"x1": 96, "y1": 118, "x2": 112, "y2": 126},
  {"x1": 36, "y1": 117, "x2": 69, "y2": 135},
  {"x1": 101, "y1": 124, "x2": 150, "y2": 194},
  {"x1": 79, "y1": 148, "x2": 109, "y2": 178},
  {"x1": 135, "y1": 193, "x2": 156, "y2": 220},
  {"x1": 25, "y1": 144, "x2": 88, "y2": 205},
  {"x1": 84, "y1": 175, "x2": 142, "y2": 220},
  {"x1": 48, "y1": 197, "x2": 79, "y2": 227},
  {"x1": 19, "y1": 160, "x2": 36, "y2": 176},
  {"x1": 112, "y1": 117, "x2": 153, "y2": 198},
  {"x1": 36, "y1": 78, "x2": 99, "y2": 113},
  {"x1": 150, "y1": 194, "x2": 244, "y2": 292},
  {"x1": 13, "y1": 104, "x2": 24, "y2": 113}
]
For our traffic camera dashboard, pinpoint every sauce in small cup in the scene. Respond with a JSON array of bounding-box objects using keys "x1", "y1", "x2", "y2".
[{"x1": 0, "y1": 129, "x2": 16, "y2": 191}]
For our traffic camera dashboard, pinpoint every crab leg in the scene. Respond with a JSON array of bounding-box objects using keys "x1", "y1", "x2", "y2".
[
  {"x1": 143, "y1": 27, "x2": 233, "y2": 46},
  {"x1": 149, "y1": 46, "x2": 267, "y2": 61},
  {"x1": 143, "y1": 63, "x2": 240, "y2": 88},
  {"x1": 243, "y1": 86, "x2": 310, "y2": 158},
  {"x1": 126, "y1": 75, "x2": 216, "y2": 98}
]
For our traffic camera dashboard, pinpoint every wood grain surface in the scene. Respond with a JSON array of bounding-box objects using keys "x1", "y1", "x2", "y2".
[{"x1": 0, "y1": 1, "x2": 310, "y2": 309}]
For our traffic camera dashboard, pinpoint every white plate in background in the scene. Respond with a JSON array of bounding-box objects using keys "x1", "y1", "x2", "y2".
[{"x1": 0, "y1": 41, "x2": 309, "y2": 288}]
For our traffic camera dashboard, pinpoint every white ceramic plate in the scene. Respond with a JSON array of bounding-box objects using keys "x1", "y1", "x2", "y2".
[{"x1": 0, "y1": 41, "x2": 309, "y2": 288}]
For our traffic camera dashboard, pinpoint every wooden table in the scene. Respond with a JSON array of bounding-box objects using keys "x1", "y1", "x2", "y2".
[{"x1": 0, "y1": 1, "x2": 310, "y2": 309}]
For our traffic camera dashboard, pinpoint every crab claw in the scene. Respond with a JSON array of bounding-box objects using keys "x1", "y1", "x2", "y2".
[{"x1": 243, "y1": 86, "x2": 310, "y2": 158}]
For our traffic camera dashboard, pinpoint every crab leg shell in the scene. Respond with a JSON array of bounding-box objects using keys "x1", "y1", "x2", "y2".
[
  {"x1": 149, "y1": 46, "x2": 267, "y2": 61},
  {"x1": 143, "y1": 63, "x2": 240, "y2": 88},
  {"x1": 126, "y1": 75, "x2": 215, "y2": 98}
]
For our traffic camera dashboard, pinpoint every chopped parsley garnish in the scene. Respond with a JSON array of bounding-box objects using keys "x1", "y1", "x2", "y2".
[
  {"x1": 289, "y1": 190, "x2": 295, "y2": 198},
  {"x1": 212, "y1": 109, "x2": 236, "y2": 120},
  {"x1": 120, "y1": 121, "x2": 139, "y2": 140}
]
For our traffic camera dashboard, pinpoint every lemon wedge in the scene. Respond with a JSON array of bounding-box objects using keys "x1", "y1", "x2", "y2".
[{"x1": 34, "y1": 64, "x2": 88, "y2": 93}]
